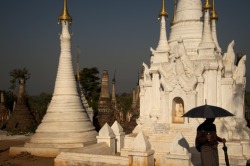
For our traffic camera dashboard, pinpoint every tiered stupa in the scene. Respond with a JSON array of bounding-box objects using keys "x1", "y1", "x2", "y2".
[
  {"x1": 97, "y1": 70, "x2": 113, "y2": 127},
  {"x1": 121, "y1": 0, "x2": 249, "y2": 165},
  {"x1": 5, "y1": 79, "x2": 36, "y2": 132},
  {"x1": 10, "y1": 0, "x2": 97, "y2": 157}
]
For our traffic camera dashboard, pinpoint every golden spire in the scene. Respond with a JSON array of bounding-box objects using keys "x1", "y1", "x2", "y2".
[
  {"x1": 210, "y1": 0, "x2": 218, "y2": 20},
  {"x1": 159, "y1": 0, "x2": 168, "y2": 18},
  {"x1": 203, "y1": 0, "x2": 212, "y2": 10},
  {"x1": 58, "y1": 0, "x2": 72, "y2": 23},
  {"x1": 171, "y1": 0, "x2": 177, "y2": 26}
]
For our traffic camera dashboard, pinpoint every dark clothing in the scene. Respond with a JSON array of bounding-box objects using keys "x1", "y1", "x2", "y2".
[
  {"x1": 196, "y1": 120, "x2": 223, "y2": 166},
  {"x1": 200, "y1": 145, "x2": 219, "y2": 166}
]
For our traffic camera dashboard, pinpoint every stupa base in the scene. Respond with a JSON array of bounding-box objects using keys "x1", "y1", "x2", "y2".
[{"x1": 9, "y1": 140, "x2": 97, "y2": 158}]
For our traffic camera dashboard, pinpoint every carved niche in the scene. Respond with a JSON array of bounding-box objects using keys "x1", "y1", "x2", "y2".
[{"x1": 172, "y1": 97, "x2": 185, "y2": 123}]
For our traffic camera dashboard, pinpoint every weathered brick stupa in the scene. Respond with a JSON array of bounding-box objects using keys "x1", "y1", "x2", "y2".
[
  {"x1": 0, "y1": 91, "x2": 10, "y2": 129},
  {"x1": 9, "y1": 0, "x2": 97, "y2": 157},
  {"x1": 97, "y1": 70, "x2": 114, "y2": 127},
  {"x1": 5, "y1": 79, "x2": 36, "y2": 132}
]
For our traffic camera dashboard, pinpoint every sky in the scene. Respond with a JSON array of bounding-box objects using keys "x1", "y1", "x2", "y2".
[{"x1": 0, "y1": 0, "x2": 250, "y2": 95}]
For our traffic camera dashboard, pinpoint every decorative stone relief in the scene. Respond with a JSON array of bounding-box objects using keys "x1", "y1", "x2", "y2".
[
  {"x1": 142, "y1": 62, "x2": 151, "y2": 82},
  {"x1": 233, "y1": 55, "x2": 246, "y2": 85},
  {"x1": 223, "y1": 40, "x2": 236, "y2": 78},
  {"x1": 159, "y1": 40, "x2": 198, "y2": 92}
]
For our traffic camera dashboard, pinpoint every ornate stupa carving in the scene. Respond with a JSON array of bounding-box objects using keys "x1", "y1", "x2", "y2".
[
  {"x1": 5, "y1": 79, "x2": 36, "y2": 132},
  {"x1": 121, "y1": 0, "x2": 249, "y2": 165},
  {"x1": 23, "y1": 0, "x2": 97, "y2": 152}
]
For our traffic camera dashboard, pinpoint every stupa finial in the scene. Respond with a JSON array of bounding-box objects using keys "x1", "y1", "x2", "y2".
[
  {"x1": 171, "y1": 0, "x2": 177, "y2": 26},
  {"x1": 58, "y1": 0, "x2": 72, "y2": 23},
  {"x1": 112, "y1": 69, "x2": 116, "y2": 83},
  {"x1": 210, "y1": 0, "x2": 218, "y2": 20},
  {"x1": 203, "y1": 0, "x2": 212, "y2": 10},
  {"x1": 159, "y1": 0, "x2": 168, "y2": 18}
]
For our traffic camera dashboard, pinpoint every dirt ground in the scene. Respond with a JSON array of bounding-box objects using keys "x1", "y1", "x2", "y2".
[{"x1": 0, "y1": 138, "x2": 54, "y2": 166}]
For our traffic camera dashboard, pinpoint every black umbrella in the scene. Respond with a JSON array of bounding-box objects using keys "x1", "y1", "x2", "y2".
[
  {"x1": 183, "y1": 103, "x2": 233, "y2": 166},
  {"x1": 182, "y1": 104, "x2": 234, "y2": 118}
]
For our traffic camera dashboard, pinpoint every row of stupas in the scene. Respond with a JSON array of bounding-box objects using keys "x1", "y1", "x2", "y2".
[
  {"x1": 7, "y1": 0, "x2": 249, "y2": 166},
  {"x1": 97, "y1": 69, "x2": 140, "y2": 133}
]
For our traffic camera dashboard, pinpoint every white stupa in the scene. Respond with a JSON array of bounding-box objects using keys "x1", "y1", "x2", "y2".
[
  {"x1": 121, "y1": 0, "x2": 250, "y2": 165},
  {"x1": 10, "y1": 0, "x2": 97, "y2": 157}
]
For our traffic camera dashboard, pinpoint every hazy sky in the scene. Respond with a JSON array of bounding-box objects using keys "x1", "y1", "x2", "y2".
[{"x1": 0, "y1": 0, "x2": 250, "y2": 95}]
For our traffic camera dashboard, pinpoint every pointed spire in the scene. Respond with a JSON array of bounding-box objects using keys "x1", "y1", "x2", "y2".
[
  {"x1": 198, "y1": 0, "x2": 215, "y2": 50},
  {"x1": 203, "y1": 0, "x2": 212, "y2": 11},
  {"x1": 210, "y1": 0, "x2": 218, "y2": 20},
  {"x1": 171, "y1": 0, "x2": 177, "y2": 26},
  {"x1": 76, "y1": 47, "x2": 80, "y2": 81},
  {"x1": 158, "y1": 0, "x2": 168, "y2": 18},
  {"x1": 156, "y1": 0, "x2": 170, "y2": 52},
  {"x1": 111, "y1": 70, "x2": 117, "y2": 107},
  {"x1": 112, "y1": 69, "x2": 116, "y2": 83},
  {"x1": 58, "y1": 0, "x2": 72, "y2": 23},
  {"x1": 210, "y1": 0, "x2": 221, "y2": 53}
]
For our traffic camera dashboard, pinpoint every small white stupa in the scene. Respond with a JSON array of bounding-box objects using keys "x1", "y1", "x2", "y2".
[{"x1": 10, "y1": 0, "x2": 97, "y2": 157}]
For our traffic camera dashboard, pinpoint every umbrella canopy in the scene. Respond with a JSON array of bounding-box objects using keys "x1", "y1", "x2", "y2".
[{"x1": 182, "y1": 104, "x2": 234, "y2": 118}]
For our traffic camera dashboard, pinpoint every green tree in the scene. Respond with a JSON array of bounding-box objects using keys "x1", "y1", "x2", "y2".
[
  {"x1": 27, "y1": 93, "x2": 52, "y2": 123},
  {"x1": 117, "y1": 92, "x2": 132, "y2": 114},
  {"x1": 3, "y1": 90, "x2": 16, "y2": 112},
  {"x1": 9, "y1": 67, "x2": 30, "y2": 91},
  {"x1": 79, "y1": 67, "x2": 100, "y2": 112}
]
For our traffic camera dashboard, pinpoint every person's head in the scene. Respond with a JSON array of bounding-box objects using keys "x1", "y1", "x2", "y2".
[{"x1": 205, "y1": 118, "x2": 215, "y2": 123}]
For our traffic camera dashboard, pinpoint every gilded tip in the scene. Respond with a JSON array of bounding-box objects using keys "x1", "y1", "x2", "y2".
[
  {"x1": 203, "y1": 0, "x2": 212, "y2": 10},
  {"x1": 210, "y1": 0, "x2": 218, "y2": 20},
  {"x1": 58, "y1": 0, "x2": 72, "y2": 23},
  {"x1": 158, "y1": 0, "x2": 168, "y2": 18}
]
